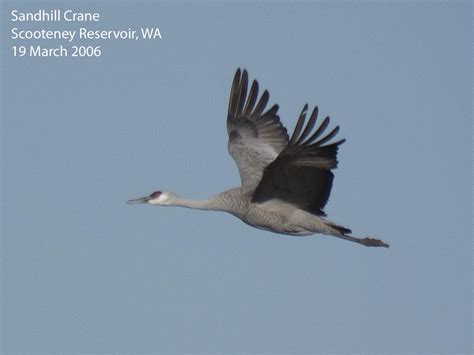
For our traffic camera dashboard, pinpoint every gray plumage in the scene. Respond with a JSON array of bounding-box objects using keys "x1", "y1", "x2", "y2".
[{"x1": 128, "y1": 69, "x2": 389, "y2": 248}]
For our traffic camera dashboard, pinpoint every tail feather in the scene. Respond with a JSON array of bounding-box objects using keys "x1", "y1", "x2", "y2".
[{"x1": 329, "y1": 222, "x2": 352, "y2": 235}]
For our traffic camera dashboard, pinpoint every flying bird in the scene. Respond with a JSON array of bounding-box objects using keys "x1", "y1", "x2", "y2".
[{"x1": 128, "y1": 69, "x2": 389, "y2": 248}]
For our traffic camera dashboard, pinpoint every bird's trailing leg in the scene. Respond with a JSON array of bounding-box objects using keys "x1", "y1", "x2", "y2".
[{"x1": 332, "y1": 234, "x2": 389, "y2": 248}]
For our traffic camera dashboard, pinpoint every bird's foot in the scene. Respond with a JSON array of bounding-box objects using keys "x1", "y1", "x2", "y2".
[{"x1": 361, "y1": 237, "x2": 389, "y2": 248}]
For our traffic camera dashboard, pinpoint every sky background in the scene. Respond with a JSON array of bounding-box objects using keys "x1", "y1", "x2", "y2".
[{"x1": 1, "y1": 1, "x2": 472, "y2": 353}]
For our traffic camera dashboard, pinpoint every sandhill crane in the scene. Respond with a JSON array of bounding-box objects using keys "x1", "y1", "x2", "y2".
[{"x1": 128, "y1": 69, "x2": 389, "y2": 248}]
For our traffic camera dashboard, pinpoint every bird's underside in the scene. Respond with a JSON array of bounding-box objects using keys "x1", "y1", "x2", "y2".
[
  {"x1": 249, "y1": 199, "x2": 389, "y2": 248},
  {"x1": 128, "y1": 68, "x2": 389, "y2": 248}
]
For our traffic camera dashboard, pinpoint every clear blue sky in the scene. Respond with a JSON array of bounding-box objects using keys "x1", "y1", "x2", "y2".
[{"x1": 1, "y1": 1, "x2": 471, "y2": 353}]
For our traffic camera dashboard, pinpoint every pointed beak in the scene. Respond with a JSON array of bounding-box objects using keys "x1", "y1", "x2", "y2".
[{"x1": 126, "y1": 196, "x2": 150, "y2": 205}]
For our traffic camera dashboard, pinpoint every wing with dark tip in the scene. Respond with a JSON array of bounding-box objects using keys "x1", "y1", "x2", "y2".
[
  {"x1": 227, "y1": 69, "x2": 289, "y2": 194},
  {"x1": 251, "y1": 105, "x2": 345, "y2": 216}
]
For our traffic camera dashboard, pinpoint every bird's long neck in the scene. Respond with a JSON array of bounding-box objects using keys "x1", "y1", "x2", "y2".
[
  {"x1": 169, "y1": 195, "x2": 222, "y2": 211},
  {"x1": 167, "y1": 189, "x2": 241, "y2": 213}
]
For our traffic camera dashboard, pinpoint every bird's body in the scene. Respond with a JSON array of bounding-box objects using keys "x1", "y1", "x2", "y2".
[
  {"x1": 128, "y1": 69, "x2": 389, "y2": 248},
  {"x1": 170, "y1": 188, "x2": 338, "y2": 237}
]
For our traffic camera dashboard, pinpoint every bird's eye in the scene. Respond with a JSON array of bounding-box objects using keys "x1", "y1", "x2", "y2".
[{"x1": 150, "y1": 190, "x2": 162, "y2": 199}]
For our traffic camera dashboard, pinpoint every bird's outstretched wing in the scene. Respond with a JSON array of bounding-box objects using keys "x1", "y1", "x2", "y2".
[
  {"x1": 227, "y1": 69, "x2": 289, "y2": 194},
  {"x1": 252, "y1": 104, "x2": 345, "y2": 216}
]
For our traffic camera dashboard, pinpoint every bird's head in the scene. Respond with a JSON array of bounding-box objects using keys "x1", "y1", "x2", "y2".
[{"x1": 127, "y1": 190, "x2": 173, "y2": 206}]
